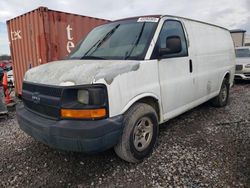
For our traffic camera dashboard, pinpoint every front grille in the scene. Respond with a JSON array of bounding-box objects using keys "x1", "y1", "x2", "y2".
[
  {"x1": 22, "y1": 82, "x2": 63, "y2": 119},
  {"x1": 23, "y1": 82, "x2": 62, "y2": 97},
  {"x1": 23, "y1": 100, "x2": 60, "y2": 118},
  {"x1": 236, "y1": 65, "x2": 243, "y2": 71}
]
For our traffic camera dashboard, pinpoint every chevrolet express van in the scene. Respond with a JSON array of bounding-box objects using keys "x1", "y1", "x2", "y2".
[{"x1": 17, "y1": 15, "x2": 235, "y2": 163}]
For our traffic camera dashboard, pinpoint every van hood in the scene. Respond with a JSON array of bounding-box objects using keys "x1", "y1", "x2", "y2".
[
  {"x1": 236, "y1": 57, "x2": 250, "y2": 65},
  {"x1": 24, "y1": 60, "x2": 140, "y2": 86}
]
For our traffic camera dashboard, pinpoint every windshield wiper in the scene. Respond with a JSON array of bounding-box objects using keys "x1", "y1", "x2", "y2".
[
  {"x1": 80, "y1": 56, "x2": 106, "y2": 60},
  {"x1": 124, "y1": 22, "x2": 146, "y2": 60},
  {"x1": 82, "y1": 39, "x2": 101, "y2": 58},
  {"x1": 82, "y1": 24, "x2": 120, "y2": 58}
]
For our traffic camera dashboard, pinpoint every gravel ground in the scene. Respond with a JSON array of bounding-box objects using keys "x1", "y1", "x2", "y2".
[{"x1": 0, "y1": 82, "x2": 250, "y2": 187}]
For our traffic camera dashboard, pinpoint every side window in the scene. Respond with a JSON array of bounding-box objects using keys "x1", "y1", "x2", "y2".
[{"x1": 155, "y1": 20, "x2": 188, "y2": 58}]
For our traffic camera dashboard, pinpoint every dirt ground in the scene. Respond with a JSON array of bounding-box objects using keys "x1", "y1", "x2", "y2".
[{"x1": 0, "y1": 81, "x2": 249, "y2": 187}]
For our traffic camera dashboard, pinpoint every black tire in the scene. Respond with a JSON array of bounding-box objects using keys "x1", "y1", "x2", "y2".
[
  {"x1": 211, "y1": 78, "x2": 229, "y2": 107},
  {"x1": 114, "y1": 103, "x2": 159, "y2": 163}
]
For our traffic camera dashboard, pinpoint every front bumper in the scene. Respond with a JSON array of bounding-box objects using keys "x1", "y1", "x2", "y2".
[
  {"x1": 234, "y1": 73, "x2": 250, "y2": 80},
  {"x1": 235, "y1": 64, "x2": 250, "y2": 80},
  {"x1": 16, "y1": 104, "x2": 124, "y2": 153}
]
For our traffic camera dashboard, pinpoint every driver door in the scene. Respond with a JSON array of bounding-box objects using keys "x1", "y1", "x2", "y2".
[{"x1": 155, "y1": 20, "x2": 196, "y2": 120}]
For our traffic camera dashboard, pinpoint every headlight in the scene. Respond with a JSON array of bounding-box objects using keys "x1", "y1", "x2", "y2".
[
  {"x1": 77, "y1": 90, "x2": 89, "y2": 104},
  {"x1": 60, "y1": 85, "x2": 108, "y2": 119},
  {"x1": 245, "y1": 64, "x2": 250, "y2": 68}
]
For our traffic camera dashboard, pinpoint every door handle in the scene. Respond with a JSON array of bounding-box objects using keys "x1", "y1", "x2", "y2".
[{"x1": 189, "y1": 59, "x2": 193, "y2": 73}]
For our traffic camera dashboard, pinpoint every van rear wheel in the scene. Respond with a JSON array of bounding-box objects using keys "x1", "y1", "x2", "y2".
[
  {"x1": 114, "y1": 103, "x2": 159, "y2": 163},
  {"x1": 211, "y1": 78, "x2": 229, "y2": 107}
]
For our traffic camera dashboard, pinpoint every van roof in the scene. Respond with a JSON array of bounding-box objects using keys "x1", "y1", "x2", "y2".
[{"x1": 113, "y1": 15, "x2": 228, "y2": 31}]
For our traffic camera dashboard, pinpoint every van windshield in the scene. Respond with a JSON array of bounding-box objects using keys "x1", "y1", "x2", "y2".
[
  {"x1": 235, "y1": 48, "x2": 250, "y2": 58},
  {"x1": 67, "y1": 18, "x2": 158, "y2": 60}
]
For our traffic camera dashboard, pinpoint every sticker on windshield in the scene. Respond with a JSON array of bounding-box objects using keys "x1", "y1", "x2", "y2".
[{"x1": 137, "y1": 17, "x2": 159, "y2": 23}]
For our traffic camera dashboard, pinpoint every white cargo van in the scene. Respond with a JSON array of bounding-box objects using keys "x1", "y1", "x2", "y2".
[{"x1": 17, "y1": 15, "x2": 235, "y2": 163}]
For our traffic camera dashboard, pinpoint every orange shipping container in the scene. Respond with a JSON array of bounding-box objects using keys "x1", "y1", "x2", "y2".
[{"x1": 6, "y1": 7, "x2": 109, "y2": 95}]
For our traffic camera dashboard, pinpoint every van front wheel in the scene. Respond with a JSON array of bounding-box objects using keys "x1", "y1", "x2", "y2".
[
  {"x1": 211, "y1": 78, "x2": 229, "y2": 107},
  {"x1": 114, "y1": 103, "x2": 159, "y2": 163}
]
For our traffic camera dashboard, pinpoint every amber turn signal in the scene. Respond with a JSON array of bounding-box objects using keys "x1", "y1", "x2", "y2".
[{"x1": 61, "y1": 108, "x2": 106, "y2": 119}]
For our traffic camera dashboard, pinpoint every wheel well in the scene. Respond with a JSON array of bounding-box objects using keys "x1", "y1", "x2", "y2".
[
  {"x1": 224, "y1": 73, "x2": 230, "y2": 83},
  {"x1": 136, "y1": 97, "x2": 160, "y2": 120}
]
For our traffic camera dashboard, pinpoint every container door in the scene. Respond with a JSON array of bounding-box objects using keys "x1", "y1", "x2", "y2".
[{"x1": 156, "y1": 20, "x2": 195, "y2": 120}]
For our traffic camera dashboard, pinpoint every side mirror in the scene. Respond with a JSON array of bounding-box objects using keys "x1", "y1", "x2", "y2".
[{"x1": 159, "y1": 36, "x2": 182, "y2": 56}]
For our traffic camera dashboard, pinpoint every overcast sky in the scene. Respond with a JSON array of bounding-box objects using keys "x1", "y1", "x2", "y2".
[{"x1": 0, "y1": 0, "x2": 250, "y2": 55}]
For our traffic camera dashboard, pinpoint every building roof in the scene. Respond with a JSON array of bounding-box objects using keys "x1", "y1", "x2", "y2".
[{"x1": 230, "y1": 29, "x2": 246, "y2": 33}]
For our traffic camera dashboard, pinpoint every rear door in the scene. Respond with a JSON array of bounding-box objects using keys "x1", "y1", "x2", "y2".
[{"x1": 154, "y1": 19, "x2": 196, "y2": 120}]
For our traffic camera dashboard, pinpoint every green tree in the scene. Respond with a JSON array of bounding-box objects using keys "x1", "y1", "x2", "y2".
[{"x1": 0, "y1": 55, "x2": 11, "y2": 61}]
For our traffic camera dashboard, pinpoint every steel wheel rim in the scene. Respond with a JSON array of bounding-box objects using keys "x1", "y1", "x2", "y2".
[
  {"x1": 133, "y1": 117, "x2": 153, "y2": 152},
  {"x1": 221, "y1": 84, "x2": 227, "y2": 102}
]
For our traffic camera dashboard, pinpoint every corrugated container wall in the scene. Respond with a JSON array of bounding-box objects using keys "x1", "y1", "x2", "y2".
[{"x1": 7, "y1": 7, "x2": 109, "y2": 95}]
